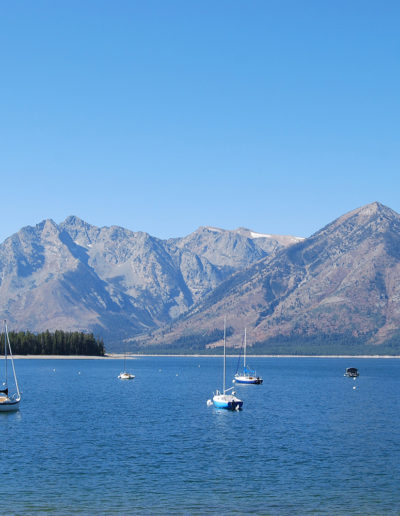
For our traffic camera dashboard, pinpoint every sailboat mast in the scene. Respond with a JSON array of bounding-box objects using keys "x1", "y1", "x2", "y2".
[
  {"x1": 223, "y1": 317, "x2": 226, "y2": 393},
  {"x1": 4, "y1": 320, "x2": 7, "y2": 388},
  {"x1": 244, "y1": 328, "x2": 247, "y2": 369},
  {"x1": 6, "y1": 325, "x2": 20, "y2": 399}
]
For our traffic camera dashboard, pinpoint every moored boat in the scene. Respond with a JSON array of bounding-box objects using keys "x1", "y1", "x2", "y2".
[
  {"x1": 118, "y1": 371, "x2": 135, "y2": 380},
  {"x1": 212, "y1": 391, "x2": 243, "y2": 410},
  {"x1": 118, "y1": 350, "x2": 135, "y2": 380},
  {"x1": 234, "y1": 371, "x2": 263, "y2": 385},
  {"x1": 208, "y1": 318, "x2": 243, "y2": 411},
  {"x1": 234, "y1": 328, "x2": 263, "y2": 385},
  {"x1": 0, "y1": 321, "x2": 21, "y2": 412},
  {"x1": 345, "y1": 367, "x2": 359, "y2": 378}
]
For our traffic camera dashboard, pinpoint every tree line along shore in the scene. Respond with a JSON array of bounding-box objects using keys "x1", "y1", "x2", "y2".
[{"x1": 2, "y1": 330, "x2": 105, "y2": 356}]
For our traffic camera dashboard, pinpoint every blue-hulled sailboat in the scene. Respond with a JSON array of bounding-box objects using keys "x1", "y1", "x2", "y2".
[
  {"x1": 234, "y1": 328, "x2": 263, "y2": 385},
  {"x1": 208, "y1": 318, "x2": 243, "y2": 411}
]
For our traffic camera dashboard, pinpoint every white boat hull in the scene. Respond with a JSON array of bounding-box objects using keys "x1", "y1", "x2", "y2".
[
  {"x1": 118, "y1": 372, "x2": 135, "y2": 380},
  {"x1": 234, "y1": 374, "x2": 263, "y2": 384},
  {"x1": 0, "y1": 397, "x2": 20, "y2": 412},
  {"x1": 234, "y1": 329, "x2": 263, "y2": 385}
]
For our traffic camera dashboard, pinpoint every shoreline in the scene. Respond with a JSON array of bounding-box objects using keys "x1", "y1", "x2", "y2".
[{"x1": 5, "y1": 353, "x2": 400, "y2": 359}]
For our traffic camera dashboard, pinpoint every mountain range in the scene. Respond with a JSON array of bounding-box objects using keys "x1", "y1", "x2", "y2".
[
  {"x1": 0, "y1": 215, "x2": 300, "y2": 348},
  {"x1": 2, "y1": 202, "x2": 400, "y2": 354},
  {"x1": 149, "y1": 202, "x2": 400, "y2": 354}
]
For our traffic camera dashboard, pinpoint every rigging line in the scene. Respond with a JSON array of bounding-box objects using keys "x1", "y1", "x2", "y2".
[
  {"x1": 235, "y1": 334, "x2": 244, "y2": 375},
  {"x1": 7, "y1": 330, "x2": 20, "y2": 399},
  {"x1": 3, "y1": 320, "x2": 7, "y2": 389}
]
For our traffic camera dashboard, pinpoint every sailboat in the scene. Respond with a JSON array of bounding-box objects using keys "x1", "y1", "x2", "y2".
[
  {"x1": 0, "y1": 321, "x2": 21, "y2": 412},
  {"x1": 234, "y1": 328, "x2": 263, "y2": 384},
  {"x1": 208, "y1": 318, "x2": 243, "y2": 411},
  {"x1": 118, "y1": 349, "x2": 135, "y2": 380}
]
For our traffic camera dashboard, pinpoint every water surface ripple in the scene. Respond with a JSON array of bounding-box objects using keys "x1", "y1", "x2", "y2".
[{"x1": 0, "y1": 357, "x2": 399, "y2": 514}]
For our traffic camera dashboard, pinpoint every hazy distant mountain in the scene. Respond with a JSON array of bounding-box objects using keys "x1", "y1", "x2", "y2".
[
  {"x1": 0, "y1": 216, "x2": 299, "y2": 346},
  {"x1": 145, "y1": 202, "x2": 400, "y2": 354}
]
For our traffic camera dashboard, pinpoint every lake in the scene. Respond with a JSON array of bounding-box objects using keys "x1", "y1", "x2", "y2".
[{"x1": 0, "y1": 356, "x2": 399, "y2": 514}]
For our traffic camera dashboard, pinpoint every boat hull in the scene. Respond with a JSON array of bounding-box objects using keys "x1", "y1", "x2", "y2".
[
  {"x1": 118, "y1": 373, "x2": 135, "y2": 380},
  {"x1": 234, "y1": 375, "x2": 263, "y2": 384},
  {"x1": 0, "y1": 399, "x2": 20, "y2": 412},
  {"x1": 212, "y1": 394, "x2": 243, "y2": 411},
  {"x1": 345, "y1": 368, "x2": 359, "y2": 378}
]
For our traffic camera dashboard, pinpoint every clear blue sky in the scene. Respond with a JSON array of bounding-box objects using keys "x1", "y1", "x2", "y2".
[{"x1": 1, "y1": 1, "x2": 399, "y2": 242}]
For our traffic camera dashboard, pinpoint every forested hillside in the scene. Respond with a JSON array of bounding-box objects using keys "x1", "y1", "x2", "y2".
[{"x1": 3, "y1": 330, "x2": 105, "y2": 356}]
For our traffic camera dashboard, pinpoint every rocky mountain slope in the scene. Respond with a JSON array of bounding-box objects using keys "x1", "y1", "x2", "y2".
[
  {"x1": 168, "y1": 226, "x2": 303, "y2": 270},
  {"x1": 146, "y1": 202, "x2": 400, "y2": 353},
  {"x1": 0, "y1": 216, "x2": 297, "y2": 345}
]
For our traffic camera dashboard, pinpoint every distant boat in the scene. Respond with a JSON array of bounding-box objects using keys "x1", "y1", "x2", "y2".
[
  {"x1": 118, "y1": 371, "x2": 135, "y2": 380},
  {"x1": 208, "y1": 318, "x2": 243, "y2": 411},
  {"x1": 0, "y1": 321, "x2": 21, "y2": 412},
  {"x1": 234, "y1": 328, "x2": 263, "y2": 385},
  {"x1": 118, "y1": 350, "x2": 135, "y2": 380},
  {"x1": 344, "y1": 367, "x2": 359, "y2": 378}
]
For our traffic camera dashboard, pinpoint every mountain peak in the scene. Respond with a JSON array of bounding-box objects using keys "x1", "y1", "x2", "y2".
[
  {"x1": 312, "y1": 202, "x2": 400, "y2": 240},
  {"x1": 350, "y1": 201, "x2": 396, "y2": 219},
  {"x1": 62, "y1": 215, "x2": 90, "y2": 228},
  {"x1": 36, "y1": 217, "x2": 56, "y2": 228},
  {"x1": 32, "y1": 218, "x2": 58, "y2": 238},
  {"x1": 199, "y1": 226, "x2": 224, "y2": 234}
]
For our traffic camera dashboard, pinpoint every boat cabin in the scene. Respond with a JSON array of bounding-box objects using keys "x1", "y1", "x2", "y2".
[{"x1": 345, "y1": 367, "x2": 359, "y2": 377}]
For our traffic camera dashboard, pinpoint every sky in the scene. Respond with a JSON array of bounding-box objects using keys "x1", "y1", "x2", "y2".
[{"x1": 1, "y1": 1, "x2": 399, "y2": 242}]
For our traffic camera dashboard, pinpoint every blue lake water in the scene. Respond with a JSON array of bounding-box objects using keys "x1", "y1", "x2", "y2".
[{"x1": 1, "y1": 356, "x2": 399, "y2": 515}]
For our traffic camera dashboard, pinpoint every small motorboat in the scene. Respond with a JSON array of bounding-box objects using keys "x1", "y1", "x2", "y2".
[{"x1": 344, "y1": 367, "x2": 359, "y2": 378}]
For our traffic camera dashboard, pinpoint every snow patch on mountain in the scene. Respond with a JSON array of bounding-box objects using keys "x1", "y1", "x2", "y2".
[{"x1": 250, "y1": 231, "x2": 272, "y2": 239}]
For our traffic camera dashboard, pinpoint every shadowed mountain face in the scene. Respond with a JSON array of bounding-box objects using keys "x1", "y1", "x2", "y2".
[
  {"x1": 0, "y1": 216, "x2": 297, "y2": 345},
  {"x1": 150, "y1": 202, "x2": 400, "y2": 352}
]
